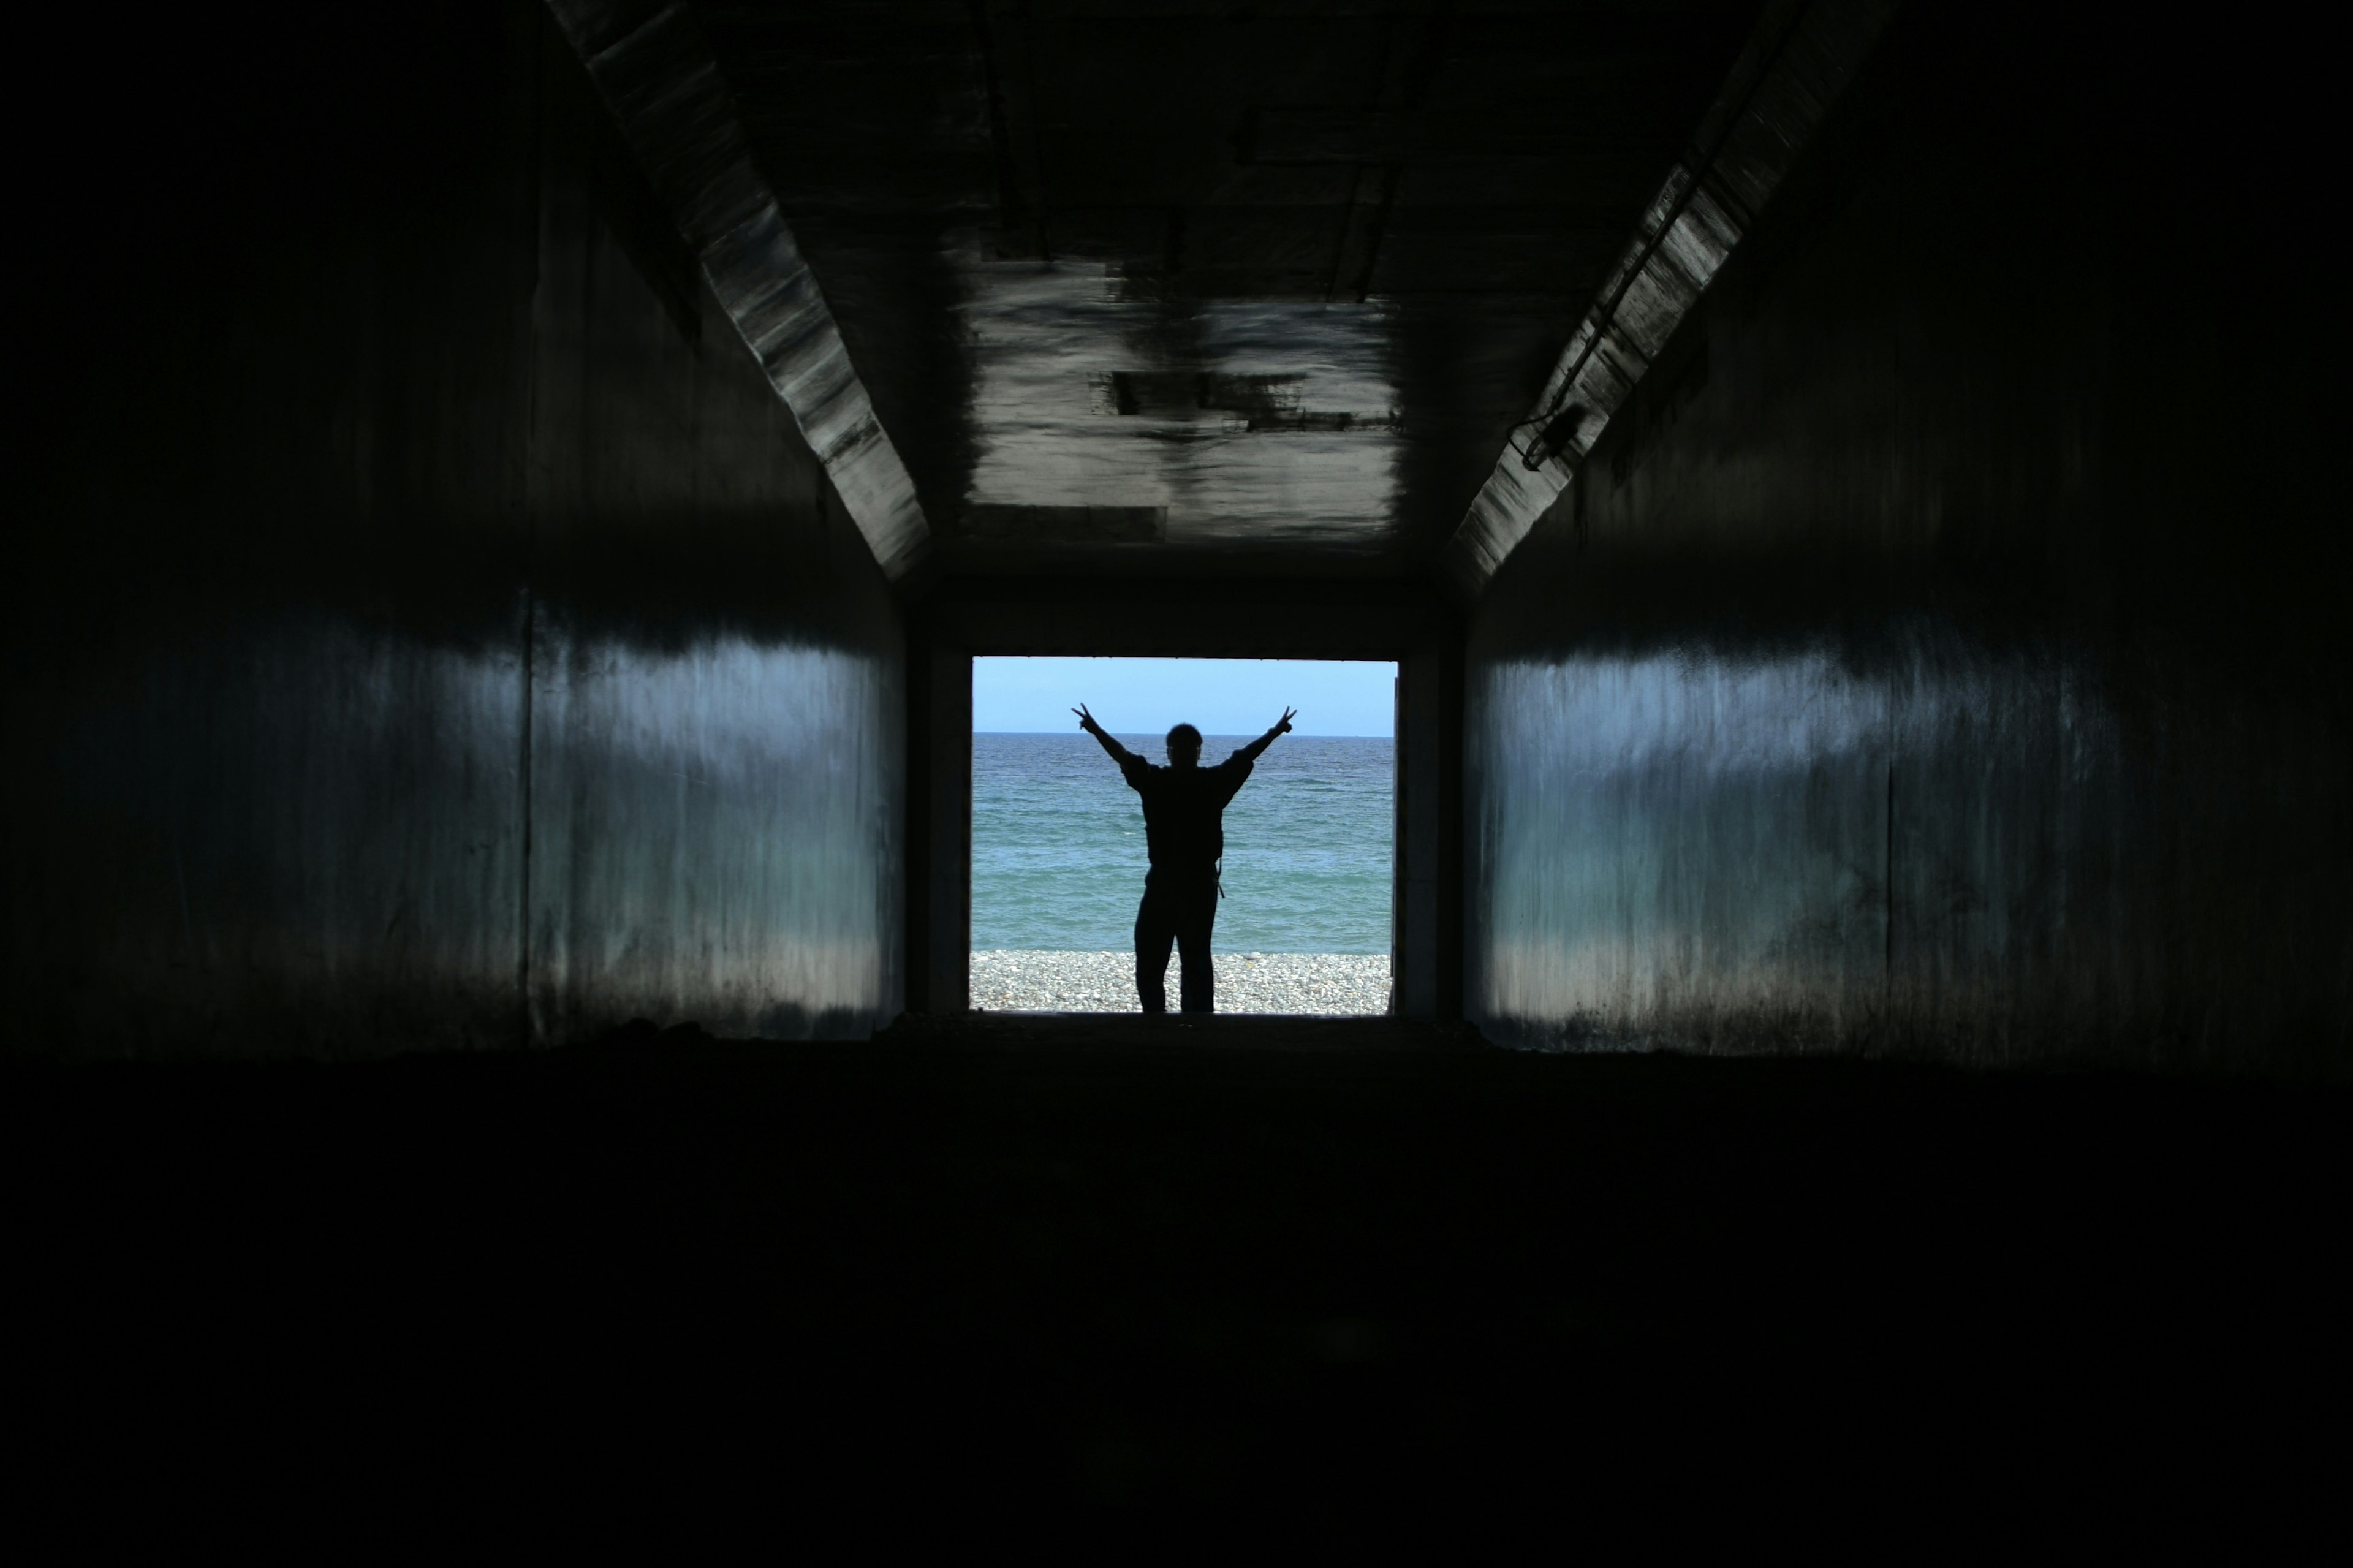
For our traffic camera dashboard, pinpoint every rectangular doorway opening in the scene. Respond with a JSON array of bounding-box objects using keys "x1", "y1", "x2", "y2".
[{"x1": 972, "y1": 656, "x2": 1396, "y2": 1014}]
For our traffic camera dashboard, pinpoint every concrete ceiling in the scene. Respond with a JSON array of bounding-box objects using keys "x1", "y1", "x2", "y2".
[{"x1": 691, "y1": 0, "x2": 1767, "y2": 577}]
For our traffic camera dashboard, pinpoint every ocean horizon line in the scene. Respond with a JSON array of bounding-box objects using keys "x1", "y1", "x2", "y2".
[
  {"x1": 973, "y1": 945, "x2": 1390, "y2": 955},
  {"x1": 975, "y1": 729, "x2": 1392, "y2": 738}
]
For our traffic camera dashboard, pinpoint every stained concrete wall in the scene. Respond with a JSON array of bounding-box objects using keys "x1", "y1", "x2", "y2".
[
  {"x1": 6, "y1": 2, "x2": 903, "y2": 1057},
  {"x1": 1466, "y1": 1, "x2": 2351, "y2": 1075}
]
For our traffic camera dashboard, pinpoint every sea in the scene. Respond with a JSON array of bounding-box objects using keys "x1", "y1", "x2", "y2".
[{"x1": 972, "y1": 733, "x2": 1394, "y2": 953}]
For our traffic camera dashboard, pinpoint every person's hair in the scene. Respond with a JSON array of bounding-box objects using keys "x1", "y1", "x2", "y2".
[{"x1": 1165, "y1": 723, "x2": 1202, "y2": 751}]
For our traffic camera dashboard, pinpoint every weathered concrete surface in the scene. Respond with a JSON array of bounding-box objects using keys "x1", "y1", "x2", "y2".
[
  {"x1": 4, "y1": 2, "x2": 904, "y2": 1056},
  {"x1": 1464, "y1": 1, "x2": 2351, "y2": 1075},
  {"x1": 691, "y1": 0, "x2": 1767, "y2": 572},
  {"x1": 1446, "y1": 0, "x2": 1899, "y2": 589},
  {"x1": 546, "y1": 0, "x2": 933, "y2": 579}
]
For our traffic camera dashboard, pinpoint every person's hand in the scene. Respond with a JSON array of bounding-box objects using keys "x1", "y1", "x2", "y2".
[
  {"x1": 1275, "y1": 706, "x2": 1297, "y2": 735},
  {"x1": 1072, "y1": 703, "x2": 1101, "y2": 735}
]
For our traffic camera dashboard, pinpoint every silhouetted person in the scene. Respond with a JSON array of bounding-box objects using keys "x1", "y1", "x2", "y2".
[{"x1": 1074, "y1": 703, "x2": 1295, "y2": 1013}]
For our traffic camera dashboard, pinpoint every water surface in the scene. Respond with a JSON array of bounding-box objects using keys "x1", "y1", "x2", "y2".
[{"x1": 973, "y1": 733, "x2": 1393, "y2": 952}]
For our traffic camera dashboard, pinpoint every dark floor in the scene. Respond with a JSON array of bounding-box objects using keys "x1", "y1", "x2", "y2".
[{"x1": 7, "y1": 1016, "x2": 2348, "y2": 1518}]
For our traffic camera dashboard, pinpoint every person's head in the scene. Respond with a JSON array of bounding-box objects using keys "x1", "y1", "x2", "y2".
[{"x1": 1165, "y1": 723, "x2": 1202, "y2": 767}]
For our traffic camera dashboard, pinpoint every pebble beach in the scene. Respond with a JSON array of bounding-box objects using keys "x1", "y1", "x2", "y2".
[{"x1": 971, "y1": 950, "x2": 1390, "y2": 1015}]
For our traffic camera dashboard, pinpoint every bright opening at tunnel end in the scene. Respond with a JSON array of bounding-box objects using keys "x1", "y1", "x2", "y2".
[{"x1": 972, "y1": 657, "x2": 1396, "y2": 1015}]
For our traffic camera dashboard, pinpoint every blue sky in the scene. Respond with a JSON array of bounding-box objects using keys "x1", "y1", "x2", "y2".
[{"x1": 974, "y1": 657, "x2": 1395, "y2": 737}]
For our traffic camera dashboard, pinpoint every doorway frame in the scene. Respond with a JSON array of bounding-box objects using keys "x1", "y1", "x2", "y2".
[{"x1": 906, "y1": 577, "x2": 1460, "y2": 1018}]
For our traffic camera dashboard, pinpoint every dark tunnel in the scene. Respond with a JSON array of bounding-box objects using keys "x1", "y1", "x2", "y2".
[{"x1": 6, "y1": 0, "x2": 2349, "y2": 1527}]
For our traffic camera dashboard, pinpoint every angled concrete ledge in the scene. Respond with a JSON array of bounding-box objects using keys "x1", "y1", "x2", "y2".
[
  {"x1": 545, "y1": 0, "x2": 930, "y2": 579},
  {"x1": 1444, "y1": 0, "x2": 1898, "y2": 595}
]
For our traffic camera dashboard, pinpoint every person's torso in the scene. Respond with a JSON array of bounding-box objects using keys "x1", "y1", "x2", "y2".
[{"x1": 1134, "y1": 763, "x2": 1241, "y2": 873}]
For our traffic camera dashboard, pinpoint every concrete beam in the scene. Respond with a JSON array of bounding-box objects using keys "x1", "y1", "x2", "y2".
[
  {"x1": 544, "y1": 0, "x2": 931, "y2": 579},
  {"x1": 1394, "y1": 634, "x2": 1464, "y2": 1019},
  {"x1": 1442, "y1": 0, "x2": 1896, "y2": 594},
  {"x1": 904, "y1": 634, "x2": 972, "y2": 1014},
  {"x1": 928, "y1": 575, "x2": 1455, "y2": 662}
]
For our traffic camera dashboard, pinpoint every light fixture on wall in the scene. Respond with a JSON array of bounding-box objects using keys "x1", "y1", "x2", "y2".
[{"x1": 1511, "y1": 401, "x2": 1587, "y2": 471}]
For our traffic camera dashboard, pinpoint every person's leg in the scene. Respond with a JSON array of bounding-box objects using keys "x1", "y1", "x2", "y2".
[
  {"x1": 1176, "y1": 882, "x2": 1217, "y2": 1013},
  {"x1": 1134, "y1": 883, "x2": 1175, "y2": 1013}
]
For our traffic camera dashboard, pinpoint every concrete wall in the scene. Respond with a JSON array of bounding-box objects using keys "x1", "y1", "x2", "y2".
[
  {"x1": 1465, "y1": 1, "x2": 2350, "y2": 1075},
  {"x1": 6, "y1": 2, "x2": 903, "y2": 1057}
]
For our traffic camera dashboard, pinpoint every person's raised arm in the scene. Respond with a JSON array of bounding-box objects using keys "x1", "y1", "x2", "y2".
[
  {"x1": 1235, "y1": 706, "x2": 1297, "y2": 764},
  {"x1": 1073, "y1": 703, "x2": 1139, "y2": 765}
]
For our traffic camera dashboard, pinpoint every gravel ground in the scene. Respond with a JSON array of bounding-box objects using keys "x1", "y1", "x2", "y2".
[{"x1": 971, "y1": 950, "x2": 1390, "y2": 1015}]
